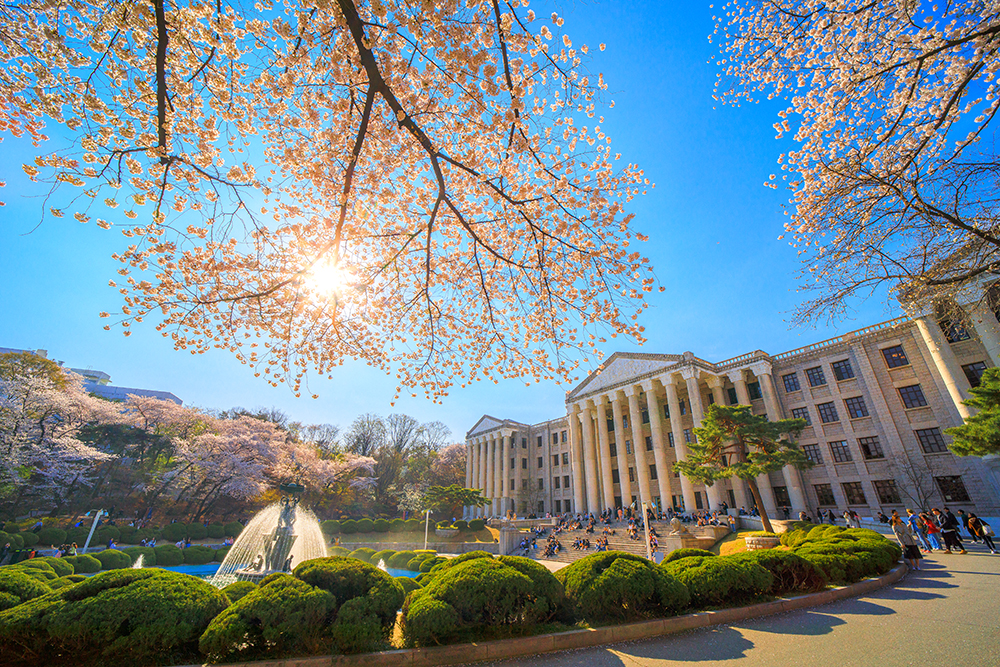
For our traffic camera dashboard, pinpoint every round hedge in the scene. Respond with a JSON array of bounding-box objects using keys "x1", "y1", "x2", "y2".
[
  {"x1": 467, "y1": 519, "x2": 485, "y2": 531},
  {"x1": 213, "y1": 546, "x2": 230, "y2": 562},
  {"x1": 420, "y1": 556, "x2": 447, "y2": 573},
  {"x1": 207, "y1": 524, "x2": 226, "y2": 540},
  {"x1": 453, "y1": 520, "x2": 468, "y2": 530},
  {"x1": 661, "y1": 555, "x2": 772, "y2": 607},
  {"x1": 153, "y1": 544, "x2": 184, "y2": 566},
  {"x1": 0, "y1": 531, "x2": 24, "y2": 549},
  {"x1": 662, "y1": 548, "x2": 716, "y2": 563},
  {"x1": 183, "y1": 546, "x2": 216, "y2": 565},
  {"x1": 94, "y1": 549, "x2": 132, "y2": 570},
  {"x1": 161, "y1": 523, "x2": 187, "y2": 542},
  {"x1": 355, "y1": 518, "x2": 375, "y2": 534},
  {"x1": 396, "y1": 576, "x2": 423, "y2": 595},
  {"x1": 93, "y1": 525, "x2": 120, "y2": 542},
  {"x1": 373, "y1": 519, "x2": 391, "y2": 533},
  {"x1": 36, "y1": 528, "x2": 67, "y2": 546},
  {"x1": 32, "y1": 557, "x2": 73, "y2": 577},
  {"x1": 0, "y1": 569, "x2": 51, "y2": 611},
  {"x1": 370, "y1": 549, "x2": 397, "y2": 566},
  {"x1": 728, "y1": 551, "x2": 827, "y2": 595},
  {"x1": 387, "y1": 550, "x2": 418, "y2": 569},
  {"x1": 321, "y1": 519, "x2": 341, "y2": 535},
  {"x1": 186, "y1": 524, "x2": 208, "y2": 541},
  {"x1": 220, "y1": 581, "x2": 256, "y2": 604},
  {"x1": 63, "y1": 554, "x2": 101, "y2": 574},
  {"x1": 48, "y1": 574, "x2": 86, "y2": 591},
  {"x1": 9, "y1": 564, "x2": 58, "y2": 586},
  {"x1": 0, "y1": 569, "x2": 229, "y2": 666},
  {"x1": 405, "y1": 518, "x2": 423, "y2": 531},
  {"x1": 116, "y1": 526, "x2": 137, "y2": 544},
  {"x1": 349, "y1": 547, "x2": 376, "y2": 563},
  {"x1": 329, "y1": 546, "x2": 351, "y2": 557},
  {"x1": 223, "y1": 522, "x2": 244, "y2": 538},
  {"x1": 339, "y1": 519, "x2": 358, "y2": 534},
  {"x1": 19, "y1": 532, "x2": 38, "y2": 548},
  {"x1": 389, "y1": 519, "x2": 407, "y2": 533},
  {"x1": 557, "y1": 551, "x2": 689, "y2": 623}
]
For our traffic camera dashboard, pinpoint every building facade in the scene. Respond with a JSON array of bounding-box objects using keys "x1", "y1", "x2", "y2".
[{"x1": 464, "y1": 300, "x2": 1000, "y2": 519}]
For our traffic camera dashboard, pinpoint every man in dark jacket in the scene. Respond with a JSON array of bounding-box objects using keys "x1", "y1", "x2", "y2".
[{"x1": 935, "y1": 508, "x2": 966, "y2": 554}]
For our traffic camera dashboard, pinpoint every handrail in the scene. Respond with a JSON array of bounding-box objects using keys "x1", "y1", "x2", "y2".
[{"x1": 772, "y1": 316, "x2": 910, "y2": 362}]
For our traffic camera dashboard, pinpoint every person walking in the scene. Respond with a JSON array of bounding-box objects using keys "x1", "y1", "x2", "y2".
[
  {"x1": 905, "y1": 509, "x2": 931, "y2": 552},
  {"x1": 934, "y1": 508, "x2": 966, "y2": 554},
  {"x1": 891, "y1": 516, "x2": 922, "y2": 570},
  {"x1": 957, "y1": 509, "x2": 978, "y2": 543},
  {"x1": 920, "y1": 512, "x2": 942, "y2": 551},
  {"x1": 967, "y1": 514, "x2": 996, "y2": 554}
]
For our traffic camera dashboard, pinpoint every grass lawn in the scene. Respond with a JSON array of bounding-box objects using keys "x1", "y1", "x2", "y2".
[{"x1": 711, "y1": 531, "x2": 753, "y2": 556}]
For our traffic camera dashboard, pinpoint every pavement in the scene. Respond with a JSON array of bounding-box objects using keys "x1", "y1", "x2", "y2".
[{"x1": 472, "y1": 541, "x2": 1000, "y2": 667}]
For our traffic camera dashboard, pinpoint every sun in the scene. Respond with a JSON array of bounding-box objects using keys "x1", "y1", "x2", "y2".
[{"x1": 304, "y1": 262, "x2": 353, "y2": 296}]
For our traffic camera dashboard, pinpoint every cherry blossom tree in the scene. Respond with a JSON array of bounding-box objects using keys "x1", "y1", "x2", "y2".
[
  {"x1": 3, "y1": 1, "x2": 655, "y2": 399},
  {"x1": 714, "y1": 1, "x2": 1000, "y2": 322}
]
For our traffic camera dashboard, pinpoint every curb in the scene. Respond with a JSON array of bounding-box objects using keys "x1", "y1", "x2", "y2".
[{"x1": 185, "y1": 564, "x2": 906, "y2": 667}]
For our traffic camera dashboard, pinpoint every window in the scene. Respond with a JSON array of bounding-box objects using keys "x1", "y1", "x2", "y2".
[
  {"x1": 537, "y1": 436, "x2": 543, "y2": 447},
  {"x1": 641, "y1": 409, "x2": 650, "y2": 424},
  {"x1": 881, "y1": 345, "x2": 909, "y2": 368},
  {"x1": 844, "y1": 396, "x2": 869, "y2": 419},
  {"x1": 858, "y1": 436, "x2": 884, "y2": 460},
  {"x1": 649, "y1": 464, "x2": 658, "y2": 480},
  {"x1": 609, "y1": 443, "x2": 617, "y2": 458},
  {"x1": 680, "y1": 399, "x2": 687, "y2": 415},
  {"x1": 832, "y1": 359, "x2": 855, "y2": 381},
  {"x1": 510, "y1": 457, "x2": 514, "y2": 470},
  {"x1": 694, "y1": 491, "x2": 703, "y2": 510},
  {"x1": 554, "y1": 476, "x2": 560, "y2": 489},
  {"x1": 829, "y1": 440, "x2": 853, "y2": 463},
  {"x1": 728, "y1": 387, "x2": 739, "y2": 404},
  {"x1": 963, "y1": 361, "x2": 988, "y2": 387},
  {"x1": 773, "y1": 486, "x2": 791, "y2": 506},
  {"x1": 562, "y1": 452, "x2": 569, "y2": 465},
  {"x1": 814, "y1": 483, "x2": 836, "y2": 506},
  {"x1": 537, "y1": 456, "x2": 543, "y2": 469},
  {"x1": 538, "y1": 478, "x2": 544, "y2": 490},
  {"x1": 806, "y1": 366, "x2": 827, "y2": 387},
  {"x1": 783, "y1": 373, "x2": 801, "y2": 392},
  {"x1": 561, "y1": 430, "x2": 567, "y2": 443},
  {"x1": 817, "y1": 402, "x2": 839, "y2": 423},
  {"x1": 607, "y1": 418, "x2": 615, "y2": 433},
  {"x1": 521, "y1": 479, "x2": 527, "y2": 490},
  {"x1": 510, "y1": 479, "x2": 515, "y2": 490},
  {"x1": 552, "y1": 454, "x2": 559, "y2": 467},
  {"x1": 663, "y1": 404, "x2": 670, "y2": 419},
  {"x1": 645, "y1": 435, "x2": 653, "y2": 451},
  {"x1": 564, "y1": 475, "x2": 570, "y2": 488},
  {"x1": 611, "y1": 469, "x2": 620, "y2": 483},
  {"x1": 521, "y1": 437, "x2": 527, "y2": 448},
  {"x1": 792, "y1": 407, "x2": 812, "y2": 425},
  {"x1": 842, "y1": 481, "x2": 867, "y2": 505},
  {"x1": 873, "y1": 479, "x2": 902, "y2": 504},
  {"x1": 939, "y1": 318, "x2": 971, "y2": 343},
  {"x1": 898, "y1": 384, "x2": 928, "y2": 408},
  {"x1": 683, "y1": 428, "x2": 692, "y2": 443},
  {"x1": 748, "y1": 381, "x2": 763, "y2": 400},
  {"x1": 623, "y1": 415, "x2": 630, "y2": 428},
  {"x1": 802, "y1": 444, "x2": 823, "y2": 464},
  {"x1": 916, "y1": 427, "x2": 948, "y2": 453},
  {"x1": 538, "y1": 501, "x2": 544, "y2": 513},
  {"x1": 667, "y1": 431, "x2": 675, "y2": 447},
  {"x1": 552, "y1": 433, "x2": 558, "y2": 444},
  {"x1": 521, "y1": 458, "x2": 527, "y2": 470},
  {"x1": 628, "y1": 467, "x2": 635, "y2": 482},
  {"x1": 555, "y1": 500, "x2": 561, "y2": 513},
  {"x1": 706, "y1": 392, "x2": 715, "y2": 405},
  {"x1": 935, "y1": 476, "x2": 971, "y2": 502},
  {"x1": 625, "y1": 440, "x2": 632, "y2": 455}
]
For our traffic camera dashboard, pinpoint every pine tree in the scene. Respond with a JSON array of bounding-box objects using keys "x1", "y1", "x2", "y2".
[{"x1": 946, "y1": 368, "x2": 1000, "y2": 457}]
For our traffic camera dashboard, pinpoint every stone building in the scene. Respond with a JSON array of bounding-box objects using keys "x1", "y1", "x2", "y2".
[{"x1": 463, "y1": 297, "x2": 1000, "y2": 520}]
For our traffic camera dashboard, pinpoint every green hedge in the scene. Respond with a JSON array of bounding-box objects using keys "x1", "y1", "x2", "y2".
[
  {"x1": 468, "y1": 519, "x2": 485, "y2": 531},
  {"x1": 728, "y1": 551, "x2": 827, "y2": 595},
  {"x1": 183, "y1": 546, "x2": 216, "y2": 565},
  {"x1": 9, "y1": 563, "x2": 58, "y2": 586},
  {"x1": 32, "y1": 557, "x2": 74, "y2": 577},
  {"x1": 370, "y1": 549, "x2": 397, "y2": 566},
  {"x1": 223, "y1": 522, "x2": 244, "y2": 538},
  {"x1": 63, "y1": 554, "x2": 101, "y2": 574},
  {"x1": 221, "y1": 581, "x2": 257, "y2": 604},
  {"x1": 122, "y1": 546, "x2": 156, "y2": 567},
  {"x1": 662, "y1": 555, "x2": 773, "y2": 607},
  {"x1": 161, "y1": 523, "x2": 187, "y2": 542},
  {"x1": 396, "y1": 576, "x2": 423, "y2": 595},
  {"x1": 349, "y1": 547, "x2": 377, "y2": 563},
  {"x1": 330, "y1": 546, "x2": 351, "y2": 557},
  {"x1": 340, "y1": 520, "x2": 358, "y2": 534},
  {"x1": 0, "y1": 531, "x2": 24, "y2": 549},
  {"x1": 0, "y1": 569, "x2": 51, "y2": 611},
  {"x1": 94, "y1": 549, "x2": 132, "y2": 570},
  {"x1": 355, "y1": 518, "x2": 375, "y2": 534},
  {"x1": 557, "y1": 551, "x2": 689, "y2": 623},
  {"x1": 36, "y1": 527, "x2": 67, "y2": 545},
  {"x1": 0, "y1": 569, "x2": 229, "y2": 666},
  {"x1": 186, "y1": 523, "x2": 208, "y2": 541},
  {"x1": 390, "y1": 519, "x2": 407, "y2": 533},
  {"x1": 373, "y1": 519, "x2": 391, "y2": 533},
  {"x1": 321, "y1": 520, "x2": 341, "y2": 535},
  {"x1": 453, "y1": 520, "x2": 468, "y2": 530},
  {"x1": 662, "y1": 548, "x2": 716, "y2": 563},
  {"x1": 18, "y1": 532, "x2": 38, "y2": 548},
  {"x1": 387, "y1": 550, "x2": 418, "y2": 569},
  {"x1": 405, "y1": 518, "x2": 423, "y2": 531},
  {"x1": 48, "y1": 574, "x2": 86, "y2": 591},
  {"x1": 154, "y1": 544, "x2": 184, "y2": 566},
  {"x1": 207, "y1": 524, "x2": 226, "y2": 539},
  {"x1": 214, "y1": 546, "x2": 230, "y2": 562}
]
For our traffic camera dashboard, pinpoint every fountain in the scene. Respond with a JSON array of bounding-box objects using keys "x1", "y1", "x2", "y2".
[
  {"x1": 131, "y1": 554, "x2": 144, "y2": 569},
  {"x1": 211, "y1": 482, "x2": 327, "y2": 586},
  {"x1": 376, "y1": 559, "x2": 387, "y2": 572}
]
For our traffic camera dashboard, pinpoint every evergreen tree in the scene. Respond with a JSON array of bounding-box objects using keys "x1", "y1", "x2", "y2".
[{"x1": 946, "y1": 367, "x2": 1000, "y2": 457}]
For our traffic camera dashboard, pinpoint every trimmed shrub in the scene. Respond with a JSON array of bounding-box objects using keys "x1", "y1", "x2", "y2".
[
  {"x1": 407, "y1": 556, "x2": 428, "y2": 571},
  {"x1": 557, "y1": 551, "x2": 689, "y2": 623},
  {"x1": 214, "y1": 546, "x2": 230, "y2": 562},
  {"x1": 183, "y1": 546, "x2": 216, "y2": 565},
  {"x1": 387, "y1": 550, "x2": 418, "y2": 569},
  {"x1": 405, "y1": 518, "x2": 423, "y2": 531},
  {"x1": 94, "y1": 525, "x2": 120, "y2": 543},
  {"x1": 223, "y1": 521, "x2": 244, "y2": 538},
  {"x1": 161, "y1": 523, "x2": 187, "y2": 542},
  {"x1": 0, "y1": 531, "x2": 23, "y2": 549},
  {"x1": 662, "y1": 548, "x2": 716, "y2": 563},
  {"x1": 116, "y1": 526, "x2": 137, "y2": 544},
  {"x1": 453, "y1": 519, "x2": 469, "y2": 530},
  {"x1": 420, "y1": 556, "x2": 447, "y2": 573},
  {"x1": 349, "y1": 547, "x2": 377, "y2": 563},
  {"x1": 185, "y1": 523, "x2": 207, "y2": 540},
  {"x1": 468, "y1": 519, "x2": 485, "y2": 531},
  {"x1": 373, "y1": 519, "x2": 391, "y2": 533},
  {"x1": 32, "y1": 557, "x2": 73, "y2": 577},
  {"x1": 402, "y1": 590, "x2": 459, "y2": 646},
  {"x1": 340, "y1": 519, "x2": 358, "y2": 534},
  {"x1": 10, "y1": 564, "x2": 59, "y2": 586},
  {"x1": 321, "y1": 519, "x2": 341, "y2": 535},
  {"x1": 63, "y1": 554, "x2": 101, "y2": 574},
  {"x1": 0, "y1": 569, "x2": 229, "y2": 666},
  {"x1": 355, "y1": 518, "x2": 375, "y2": 534},
  {"x1": 153, "y1": 544, "x2": 184, "y2": 566},
  {"x1": 19, "y1": 532, "x2": 38, "y2": 548},
  {"x1": 207, "y1": 524, "x2": 226, "y2": 539},
  {"x1": 388, "y1": 518, "x2": 405, "y2": 532},
  {"x1": 65, "y1": 527, "x2": 90, "y2": 545},
  {"x1": 36, "y1": 527, "x2": 67, "y2": 546},
  {"x1": 370, "y1": 549, "x2": 397, "y2": 566},
  {"x1": 728, "y1": 551, "x2": 827, "y2": 595},
  {"x1": 0, "y1": 569, "x2": 51, "y2": 611},
  {"x1": 94, "y1": 549, "x2": 132, "y2": 570},
  {"x1": 221, "y1": 581, "x2": 257, "y2": 604},
  {"x1": 330, "y1": 546, "x2": 351, "y2": 557},
  {"x1": 661, "y1": 556, "x2": 772, "y2": 607},
  {"x1": 436, "y1": 519, "x2": 452, "y2": 529},
  {"x1": 48, "y1": 574, "x2": 86, "y2": 591},
  {"x1": 396, "y1": 576, "x2": 423, "y2": 594}
]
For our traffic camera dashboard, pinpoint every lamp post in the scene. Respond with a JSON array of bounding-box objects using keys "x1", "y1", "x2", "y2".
[
  {"x1": 81, "y1": 509, "x2": 106, "y2": 553},
  {"x1": 424, "y1": 509, "x2": 433, "y2": 551}
]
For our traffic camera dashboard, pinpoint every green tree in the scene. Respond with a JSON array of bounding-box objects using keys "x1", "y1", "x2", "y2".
[
  {"x1": 423, "y1": 485, "x2": 490, "y2": 519},
  {"x1": 946, "y1": 367, "x2": 1000, "y2": 457},
  {"x1": 674, "y1": 404, "x2": 810, "y2": 533}
]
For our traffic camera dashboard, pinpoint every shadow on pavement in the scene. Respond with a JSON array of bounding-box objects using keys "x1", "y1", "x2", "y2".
[
  {"x1": 617, "y1": 625, "x2": 755, "y2": 662},
  {"x1": 736, "y1": 609, "x2": 847, "y2": 636}
]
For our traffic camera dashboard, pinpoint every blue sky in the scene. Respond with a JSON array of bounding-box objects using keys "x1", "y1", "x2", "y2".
[{"x1": 0, "y1": 1, "x2": 898, "y2": 442}]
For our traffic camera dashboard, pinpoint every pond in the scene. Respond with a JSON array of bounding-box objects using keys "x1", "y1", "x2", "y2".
[{"x1": 151, "y1": 563, "x2": 420, "y2": 579}]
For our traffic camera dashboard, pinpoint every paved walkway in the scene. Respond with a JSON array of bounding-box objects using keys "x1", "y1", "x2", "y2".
[{"x1": 475, "y1": 543, "x2": 1000, "y2": 667}]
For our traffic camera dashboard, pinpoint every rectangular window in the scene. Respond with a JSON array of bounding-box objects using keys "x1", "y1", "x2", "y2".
[
  {"x1": 829, "y1": 440, "x2": 853, "y2": 463},
  {"x1": 814, "y1": 483, "x2": 836, "y2": 506},
  {"x1": 609, "y1": 442, "x2": 617, "y2": 458},
  {"x1": 510, "y1": 457, "x2": 514, "y2": 470},
  {"x1": 783, "y1": 373, "x2": 801, "y2": 392},
  {"x1": 916, "y1": 428, "x2": 948, "y2": 453},
  {"x1": 806, "y1": 366, "x2": 827, "y2": 387},
  {"x1": 694, "y1": 491, "x2": 704, "y2": 510},
  {"x1": 802, "y1": 444, "x2": 823, "y2": 464},
  {"x1": 667, "y1": 431, "x2": 675, "y2": 447},
  {"x1": 748, "y1": 381, "x2": 763, "y2": 400},
  {"x1": 963, "y1": 361, "x2": 988, "y2": 388},
  {"x1": 935, "y1": 476, "x2": 971, "y2": 502},
  {"x1": 773, "y1": 486, "x2": 791, "y2": 506},
  {"x1": 663, "y1": 404, "x2": 670, "y2": 420},
  {"x1": 521, "y1": 458, "x2": 527, "y2": 470},
  {"x1": 611, "y1": 469, "x2": 620, "y2": 484},
  {"x1": 564, "y1": 475, "x2": 570, "y2": 488},
  {"x1": 727, "y1": 387, "x2": 739, "y2": 405},
  {"x1": 792, "y1": 406, "x2": 812, "y2": 425},
  {"x1": 510, "y1": 479, "x2": 515, "y2": 491},
  {"x1": 881, "y1": 345, "x2": 909, "y2": 368},
  {"x1": 641, "y1": 409, "x2": 650, "y2": 424},
  {"x1": 552, "y1": 454, "x2": 559, "y2": 467},
  {"x1": 817, "y1": 401, "x2": 839, "y2": 423},
  {"x1": 552, "y1": 433, "x2": 558, "y2": 444},
  {"x1": 649, "y1": 464, "x2": 658, "y2": 480},
  {"x1": 858, "y1": 436, "x2": 884, "y2": 459},
  {"x1": 561, "y1": 430, "x2": 567, "y2": 443},
  {"x1": 623, "y1": 415, "x2": 630, "y2": 428},
  {"x1": 645, "y1": 435, "x2": 653, "y2": 451},
  {"x1": 562, "y1": 452, "x2": 569, "y2": 465},
  {"x1": 521, "y1": 437, "x2": 527, "y2": 448},
  {"x1": 537, "y1": 501, "x2": 544, "y2": 513},
  {"x1": 939, "y1": 318, "x2": 971, "y2": 343},
  {"x1": 873, "y1": 479, "x2": 902, "y2": 504},
  {"x1": 680, "y1": 399, "x2": 687, "y2": 415},
  {"x1": 683, "y1": 428, "x2": 692, "y2": 443},
  {"x1": 842, "y1": 481, "x2": 867, "y2": 505},
  {"x1": 706, "y1": 392, "x2": 715, "y2": 405},
  {"x1": 537, "y1": 436, "x2": 543, "y2": 447},
  {"x1": 554, "y1": 476, "x2": 560, "y2": 489},
  {"x1": 832, "y1": 359, "x2": 855, "y2": 381},
  {"x1": 555, "y1": 500, "x2": 561, "y2": 513},
  {"x1": 607, "y1": 418, "x2": 615, "y2": 433},
  {"x1": 538, "y1": 478, "x2": 544, "y2": 490},
  {"x1": 522, "y1": 479, "x2": 527, "y2": 490},
  {"x1": 537, "y1": 456, "x2": 543, "y2": 469},
  {"x1": 625, "y1": 440, "x2": 632, "y2": 454},
  {"x1": 898, "y1": 384, "x2": 928, "y2": 408},
  {"x1": 628, "y1": 467, "x2": 635, "y2": 482},
  {"x1": 844, "y1": 396, "x2": 869, "y2": 419}
]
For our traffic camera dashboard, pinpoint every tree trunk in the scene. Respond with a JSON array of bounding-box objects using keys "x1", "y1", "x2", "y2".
[{"x1": 745, "y1": 476, "x2": 773, "y2": 534}]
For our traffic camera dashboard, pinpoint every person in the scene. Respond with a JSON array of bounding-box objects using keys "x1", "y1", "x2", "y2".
[
  {"x1": 827, "y1": 509, "x2": 837, "y2": 525},
  {"x1": 891, "y1": 516, "x2": 922, "y2": 571},
  {"x1": 957, "y1": 509, "x2": 976, "y2": 542},
  {"x1": 967, "y1": 514, "x2": 996, "y2": 554},
  {"x1": 920, "y1": 512, "x2": 942, "y2": 551},
  {"x1": 728, "y1": 515, "x2": 737, "y2": 532},
  {"x1": 905, "y1": 509, "x2": 931, "y2": 552},
  {"x1": 782, "y1": 506, "x2": 790, "y2": 520},
  {"x1": 107, "y1": 537, "x2": 117, "y2": 550},
  {"x1": 0, "y1": 542, "x2": 10, "y2": 566},
  {"x1": 934, "y1": 508, "x2": 966, "y2": 554}
]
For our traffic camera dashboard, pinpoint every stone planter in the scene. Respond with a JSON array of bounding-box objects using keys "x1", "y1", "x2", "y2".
[
  {"x1": 744, "y1": 535, "x2": 780, "y2": 551},
  {"x1": 435, "y1": 528, "x2": 459, "y2": 538}
]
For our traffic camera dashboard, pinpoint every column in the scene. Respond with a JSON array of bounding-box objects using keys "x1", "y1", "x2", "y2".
[
  {"x1": 569, "y1": 404, "x2": 586, "y2": 515},
  {"x1": 626, "y1": 387, "x2": 653, "y2": 508},
  {"x1": 663, "y1": 377, "x2": 697, "y2": 511},
  {"x1": 751, "y1": 361, "x2": 807, "y2": 514},
  {"x1": 728, "y1": 369, "x2": 778, "y2": 516},
  {"x1": 596, "y1": 395, "x2": 615, "y2": 511},
  {"x1": 612, "y1": 391, "x2": 634, "y2": 508},
  {"x1": 968, "y1": 300, "x2": 1000, "y2": 367},
  {"x1": 683, "y1": 367, "x2": 723, "y2": 511},
  {"x1": 485, "y1": 435, "x2": 495, "y2": 517},
  {"x1": 501, "y1": 430, "x2": 512, "y2": 516},
  {"x1": 913, "y1": 312, "x2": 974, "y2": 419},
  {"x1": 641, "y1": 379, "x2": 674, "y2": 513},
  {"x1": 475, "y1": 439, "x2": 485, "y2": 517},
  {"x1": 580, "y1": 401, "x2": 601, "y2": 514},
  {"x1": 464, "y1": 441, "x2": 473, "y2": 519},
  {"x1": 707, "y1": 374, "x2": 743, "y2": 511}
]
